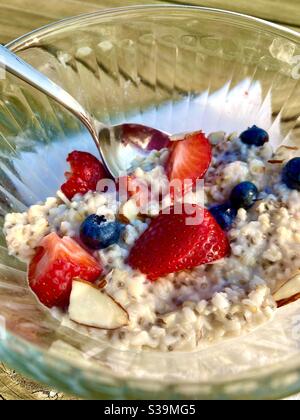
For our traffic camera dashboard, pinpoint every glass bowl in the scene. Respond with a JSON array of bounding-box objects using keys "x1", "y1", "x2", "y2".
[{"x1": 2, "y1": 5, "x2": 300, "y2": 400}]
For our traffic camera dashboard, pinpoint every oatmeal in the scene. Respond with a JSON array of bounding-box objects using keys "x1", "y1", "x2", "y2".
[{"x1": 4, "y1": 127, "x2": 300, "y2": 351}]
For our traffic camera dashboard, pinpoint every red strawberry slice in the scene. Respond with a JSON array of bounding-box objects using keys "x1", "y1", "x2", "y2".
[
  {"x1": 166, "y1": 132, "x2": 212, "y2": 194},
  {"x1": 61, "y1": 151, "x2": 108, "y2": 200},
  {"x1": 28, "y1": 232, "x2": 102, "y2": 308},
  {"x1": 128, "y1": 204, "x2": 230, "y2": 280}
]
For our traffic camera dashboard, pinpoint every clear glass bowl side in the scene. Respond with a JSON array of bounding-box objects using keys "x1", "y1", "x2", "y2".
[{"x1": 1, "y1": 6, "x2": 300, "y2": 399}]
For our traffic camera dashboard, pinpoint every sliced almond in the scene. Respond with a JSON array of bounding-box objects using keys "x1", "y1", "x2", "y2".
[
  {"x1": 74, "y1": 277, "x2": 107, "y2": 290},
  {"x1": 273, "y1": 274, "x2": 300, "y2": 305},
  {"x1": 117, "y1": 213, "x2": 130, "y2": 224},
  {"x1": 268, "y1": 160, "x2": 284, "y2": 164},
  {"x1": 282, "y1": 146, "x2": 298, "y2": 151},
  {"x1": 208, "y1": 131, "x2": 226, "y2": 145},
  {"x1": 69, "y1": 279, "x2": 129, "y2": 330},
  {"x1": 97, "y1": 278, "x2": 108, "y2": 289},
  {"x1": 119, "y1": 199, "x2": 139, "y2": 222},
  {"x1": 277, "y1": 294, "x2": 300, "y2": 308}
]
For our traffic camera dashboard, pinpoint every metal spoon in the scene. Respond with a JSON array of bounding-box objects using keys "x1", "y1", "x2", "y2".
[{"x1": 0, "y1": 45, "x2": 171, "y2": 178}]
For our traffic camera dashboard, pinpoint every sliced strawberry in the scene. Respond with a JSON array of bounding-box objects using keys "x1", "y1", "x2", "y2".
[
  {"x1": 28, "y1": 232, "x2": 102, "y2": 308},
  {"x1": 166, "y1": 132, "x2": 212, "y2": 194},
  {"x1": 61, "y1": 151, "x2": 108, "y2": 200},
  {"x1": 128, "y1": 204, "x2": 230, "y2": 280}
]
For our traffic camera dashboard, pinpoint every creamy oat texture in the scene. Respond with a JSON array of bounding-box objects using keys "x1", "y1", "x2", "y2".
[{"x1": 4, "y1": 134, "x2": 300, "y2": 351}]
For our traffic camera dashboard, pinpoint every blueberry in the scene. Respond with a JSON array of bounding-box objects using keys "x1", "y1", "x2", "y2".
[
  {"x1": 80, "y1": 214, "x2": 123, "y2": 250},
  {"x1": 209, "y1": 203, "x2": 237, "y2": 230},
  {"x1": 240, "y1": 125, "x2": 269, "y2": 147},
  {"x1": 230, "y1": 181, "x2": 259, "y2": 210},
  {"x1": 282, "y1": 158, "x2": 300, "y2": 191}
]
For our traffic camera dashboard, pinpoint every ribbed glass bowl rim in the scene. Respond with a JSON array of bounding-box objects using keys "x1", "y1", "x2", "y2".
[{"x1": 3, "y1": 4, "x2": 300, "y2": 400}]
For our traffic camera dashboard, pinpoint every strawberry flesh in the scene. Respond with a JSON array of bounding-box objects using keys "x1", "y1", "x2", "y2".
[
  {"x1": 61, "y1": 151, "x2": 108, "y2": 200},
  {"x1": 166, "y1": 132, "x2": 212, "y2": 194},
  {"x1": 28, "y1": 232, "x2": 102, "y2": 308},
  {"x1": 128, "y1": 204, "x2": 230, "y2": 280}
]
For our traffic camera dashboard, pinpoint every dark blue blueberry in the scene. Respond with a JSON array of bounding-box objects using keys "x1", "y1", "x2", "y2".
[
  {"x1": 230, "y1": 181, "x2": 259, "y2": 210},
  {"x1": 209, "y1": 203, "x2": 237, "y2": 231},
  {"x1": 282, "y1": 158, "x2": 300, "y2": 191},
  {"x1": 240, "y1": 125, "x2": 269, "y2": 147},
  {"x1": 80, "y1": 214, "x2": 124, "y2": 250}
]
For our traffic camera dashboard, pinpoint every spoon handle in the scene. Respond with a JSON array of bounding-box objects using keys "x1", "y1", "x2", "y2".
[{"x1": 0, "y1": 45, "x2": 99, "y2": 146}]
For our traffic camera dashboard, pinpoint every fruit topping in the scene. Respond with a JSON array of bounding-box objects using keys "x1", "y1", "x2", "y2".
[
  {"x1": 128, "y1": 204, "x2": 230, "y2": 280},
  {"x1": 28, "y1": 232, "x2": 102, "y2": 308},
  {"x1": 230, "y1": 181, "x2": 259, "y2": 210},
  {"x1": 209, "y1": 203, "x2": 237, "y2": 230},
  {"x1": 61, "y1": 151, "x2": 108, "y2": 200},
  {"x1": 166, "y1": 132, "x2": 212, "y2": 194},
  {"x1": 240, "y1": 125, "x2": 269, "y2": 147},
  {"x1": 282, "y1": 158, "x2": 300, "y2": 191},
  {"x1": 80, "y1": 214, "x2": 124, "y2": 250}
]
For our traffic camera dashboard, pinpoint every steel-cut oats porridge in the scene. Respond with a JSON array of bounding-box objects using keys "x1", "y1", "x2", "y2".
[{"x1": 4, "y1": 127, "x2": 300, "y2": 351}]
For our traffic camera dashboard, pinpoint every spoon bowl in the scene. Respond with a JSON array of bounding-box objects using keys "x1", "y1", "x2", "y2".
[
  {"x1": 0, "y1": 45, "x2": 171, "y2": 179},
  {"x1": 98, "y1": 123, "x2": 171, "y2": 177}
]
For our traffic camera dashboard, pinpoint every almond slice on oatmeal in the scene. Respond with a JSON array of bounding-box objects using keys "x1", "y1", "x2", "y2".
[
  {"x1": 268, "y1": 160, "x2": 284, "y2": 164},
  {"x1": 119, "y1": 199, "x2": 139, "y2": 222},
  {"x1": 273, "y1": 274, "x2": 300, "y2": 307},
  {"x1": 69, "y1": 279, "x2": 129, "y2": 330}
]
